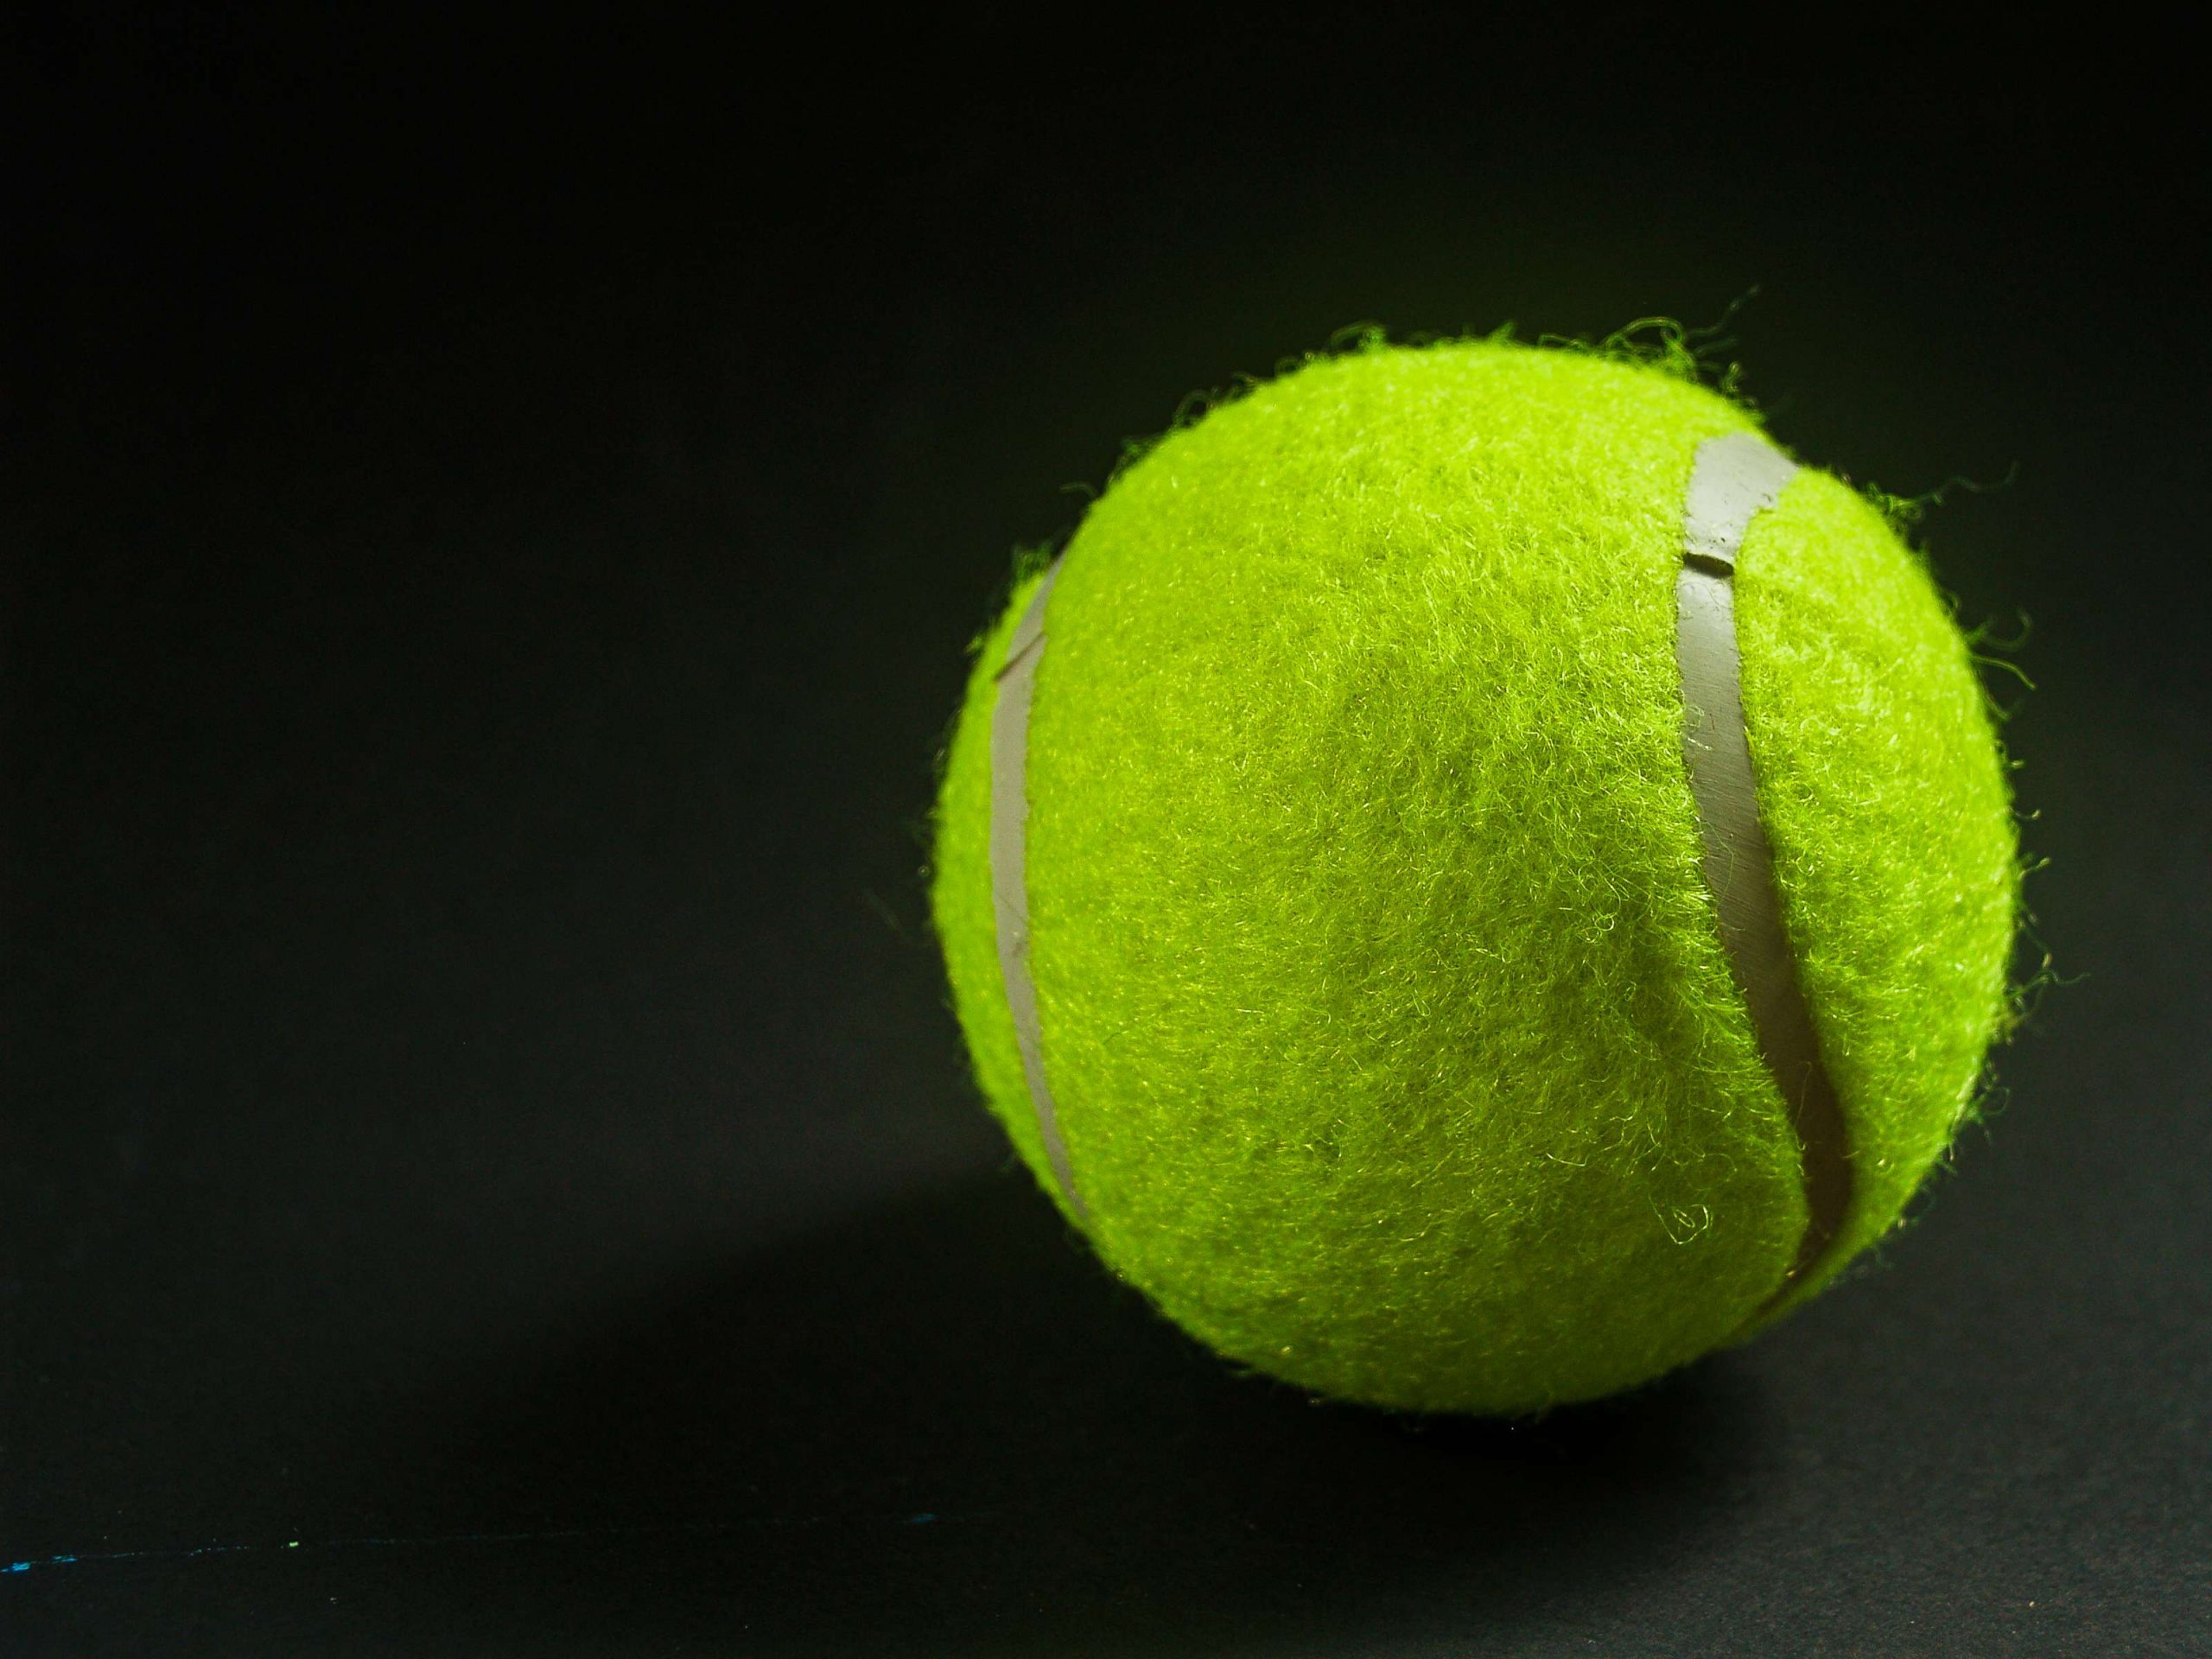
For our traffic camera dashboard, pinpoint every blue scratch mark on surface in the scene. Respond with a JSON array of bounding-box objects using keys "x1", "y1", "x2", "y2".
[
  {"x1": 3, "y1": 1514, "x2": 976, "y2": 1577},
  {"x1": 10, "y1": 1542, "x2": 261, "y2": 1574}
]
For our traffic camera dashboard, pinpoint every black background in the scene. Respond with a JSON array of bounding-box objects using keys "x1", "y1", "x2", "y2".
[{"x1": 4, "y1": 10, "x2": 2207, "y2": 1655}]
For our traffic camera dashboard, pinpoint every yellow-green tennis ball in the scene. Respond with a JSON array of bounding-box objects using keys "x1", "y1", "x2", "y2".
[{"x1": 931, "y1": 337, "x2": 2018, "y2": 1416}]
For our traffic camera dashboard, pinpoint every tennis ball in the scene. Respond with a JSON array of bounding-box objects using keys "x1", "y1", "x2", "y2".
[{"x1": 931, "y1": 337, "x2": 2018, "y2": 1415}]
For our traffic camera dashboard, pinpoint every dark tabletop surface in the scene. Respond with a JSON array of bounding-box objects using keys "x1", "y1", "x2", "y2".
[{"x1": 3, "y1": 13, "x2": 2207, "y2": 1656}]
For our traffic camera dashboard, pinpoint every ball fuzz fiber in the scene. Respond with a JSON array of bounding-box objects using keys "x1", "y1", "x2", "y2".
[{"x1": 931, "y1": 337, "x2": 2018, "y2": 1415}]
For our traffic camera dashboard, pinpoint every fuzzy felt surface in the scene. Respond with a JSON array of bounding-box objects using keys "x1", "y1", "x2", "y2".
[{"x1": 931, "y1": 340, "x2": 2018, "y2": 1414}]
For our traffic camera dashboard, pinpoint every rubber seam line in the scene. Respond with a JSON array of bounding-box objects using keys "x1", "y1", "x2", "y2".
[
  {"x1": 1675, "y1": 431, "x2": 1854, "y2": 1313},
  {"x1": 988, "y1": 556, "x2": 1085, "y2": 1218}
]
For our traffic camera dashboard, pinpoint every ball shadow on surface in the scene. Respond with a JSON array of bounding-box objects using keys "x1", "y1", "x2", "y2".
[{"x1": 418, "y1": 1170, "x2": 1775, "y2": 1652}]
